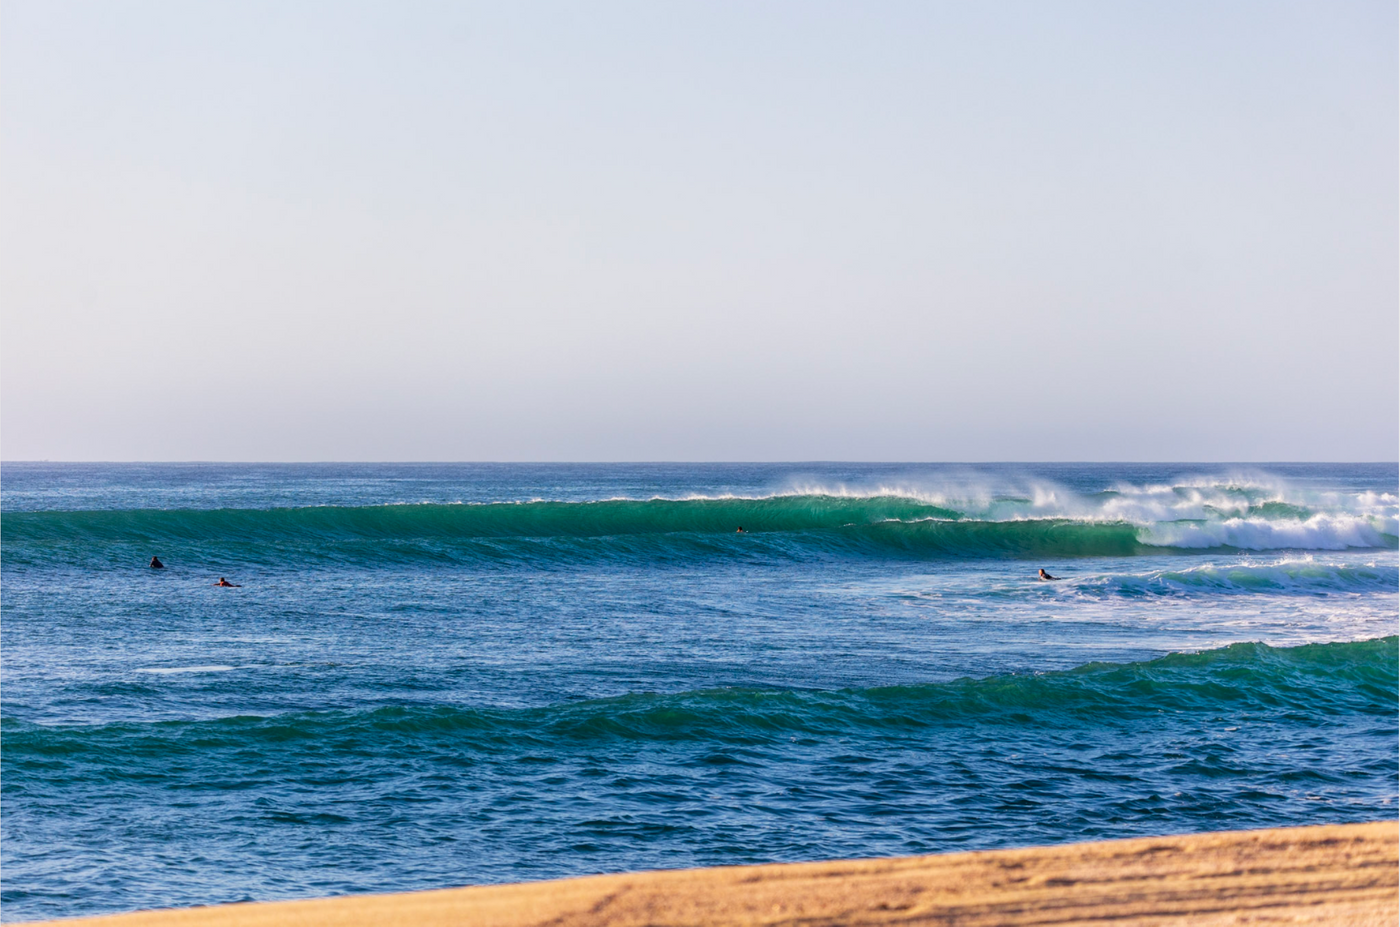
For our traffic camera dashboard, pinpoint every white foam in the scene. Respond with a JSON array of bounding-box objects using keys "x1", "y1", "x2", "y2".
[
  {"x1": 1072, "y1": 555, "x2": 1400, "y2": 595},
  {"x1": 779, "y1": 473, "x2": 1398, "y2": 550},
  {"x1": 461, "y1": 471, "x2": 1398, "y2": 551},
  {"x1": 1141, "y1": 514, "x2": 1397, "y2": 550}
]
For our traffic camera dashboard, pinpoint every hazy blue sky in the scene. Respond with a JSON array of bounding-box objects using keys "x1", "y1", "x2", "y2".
[{"x1": 3, "y1": 1, "x2": 1395, "y2": 461}]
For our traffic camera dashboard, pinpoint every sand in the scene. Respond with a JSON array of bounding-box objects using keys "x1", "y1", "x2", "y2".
[{"x1": 33, "y1": 820, "x2": 1398, "y2": 926}]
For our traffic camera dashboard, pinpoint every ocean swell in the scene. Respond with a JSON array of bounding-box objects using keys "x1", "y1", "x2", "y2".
[
  {"x1": 6, "y1": 637, "x2": 1394, "y2": 754},
  {"x1": 4, "y1": 492, "x2": 1395, "y2": 569},
  {"x1": 1071, "y1": 559, "x2": 1400, "y2": 598}
]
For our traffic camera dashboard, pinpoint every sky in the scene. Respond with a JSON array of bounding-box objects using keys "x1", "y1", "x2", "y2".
[{"x1": 2, "y1": 1, "x2": 1396, "y2": 462}]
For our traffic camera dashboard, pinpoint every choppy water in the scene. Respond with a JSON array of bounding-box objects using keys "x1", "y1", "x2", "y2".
[{"x1": 2, "y1": 462, "x2": 1396, "y2": 921}]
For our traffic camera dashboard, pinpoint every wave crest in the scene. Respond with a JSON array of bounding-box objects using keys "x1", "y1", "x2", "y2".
[{"x1": 6, "y1": 477, "x2": 1396, "y2": 563}]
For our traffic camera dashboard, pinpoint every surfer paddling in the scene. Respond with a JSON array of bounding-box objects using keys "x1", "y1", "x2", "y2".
[
  {"x1": 1038, "y1": 568, "x2": 1059, "y2": 581},
  {"x1": 214, "y1": 577, "x2": 241, "y2": 587}
]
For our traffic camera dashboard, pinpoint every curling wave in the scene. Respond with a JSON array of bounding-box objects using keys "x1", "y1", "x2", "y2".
[{"x1": 5, "y1": 491, "x2": 1395, "y2": 568}]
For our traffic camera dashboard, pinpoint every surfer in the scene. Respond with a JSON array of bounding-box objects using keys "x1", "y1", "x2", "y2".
[
  {"x1": 1038, "y1": 568, "x2": 1059, "y2": 581},
  {"x1": 214, "y1": 577, "x2": 241, "y2": 587},
  {"x1": 736, "y1": 526, "x2": 747, "y2": 533},
  {"x1": 149, "y1": 556, "x2": 165, "y2": 569}
]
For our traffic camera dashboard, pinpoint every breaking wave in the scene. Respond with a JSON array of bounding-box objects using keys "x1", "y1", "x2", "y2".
[{"x1": 5, "y1": 482, "x2": 1395, "y2": 568}]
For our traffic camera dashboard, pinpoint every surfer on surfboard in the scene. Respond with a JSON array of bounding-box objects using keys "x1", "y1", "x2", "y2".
[
  {"x1": 149, "y1": 556, "x2": 165, "y2": 569},
  {"x1": 214, "y1": 577, "x2": 241, "y2": 587},
  {"x1": 1038, "y1": 568, "x2": 1059, "y2": 581}
]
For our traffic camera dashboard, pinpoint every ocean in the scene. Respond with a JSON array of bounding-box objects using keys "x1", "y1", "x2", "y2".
[{"x1": 2, "y1": 462, "x2": 1396, "y2": 922}]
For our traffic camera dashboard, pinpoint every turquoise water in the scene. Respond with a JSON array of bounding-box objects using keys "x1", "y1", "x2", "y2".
[{"x1": 2, "y1": 463, "x2": 1396, "y2": 921}]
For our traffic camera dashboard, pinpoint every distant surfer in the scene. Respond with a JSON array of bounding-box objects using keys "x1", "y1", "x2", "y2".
[
  {"x1": 736, "y1": 526, "x2": 747, "y2": 533},
  {"x1": 149, "y1": 556, "x2": 165, "y2": 569},
  {"x1": 214, "y1": 577, "x2": 241, "y2": 587},
  {"x1": 1038, "y1": 568, "x2": 1059, "y2": 581}
]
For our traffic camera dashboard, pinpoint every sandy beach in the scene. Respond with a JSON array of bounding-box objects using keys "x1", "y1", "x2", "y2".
[{"x1": 34, "y1": 820, "x2": 1397, "y2": 927}]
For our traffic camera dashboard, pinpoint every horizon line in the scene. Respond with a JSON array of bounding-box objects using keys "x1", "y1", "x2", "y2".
[{"x1": 4, "y1": 460, "x2": 1397, "y2": 467}]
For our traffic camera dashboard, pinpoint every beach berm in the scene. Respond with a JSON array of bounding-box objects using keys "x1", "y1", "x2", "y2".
[{"x1": 35, "y1": 821, "x2": 1398, "y2": 926}]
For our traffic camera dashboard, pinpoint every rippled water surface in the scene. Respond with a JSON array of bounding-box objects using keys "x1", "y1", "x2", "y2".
[{"x1": 3, "y1": 462, "x2": 1396, "y2": 921}]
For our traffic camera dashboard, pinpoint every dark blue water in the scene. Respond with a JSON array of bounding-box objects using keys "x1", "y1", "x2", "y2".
[{"x1": 2, "y1": 463, "x2": 1396, "y2": 921}]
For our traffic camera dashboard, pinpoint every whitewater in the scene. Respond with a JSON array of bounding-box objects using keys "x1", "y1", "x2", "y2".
[{"x1": 2, "y1": 462, "x2": 1396, "y2": 921}]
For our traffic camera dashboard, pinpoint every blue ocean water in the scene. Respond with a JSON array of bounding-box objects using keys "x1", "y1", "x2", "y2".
[{"x1": 2, "y1": 462, "x2": 1396, "y2": 922}]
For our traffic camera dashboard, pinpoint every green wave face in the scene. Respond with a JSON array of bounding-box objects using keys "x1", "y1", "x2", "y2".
[
  {"x1": 5, "y1": 495, "x2": 964, "y2": 540},
  {"x1": 9, "y1": 491, "x2": 1396, "y2": 568},
  {"x1": 3, "y1": 497, "x2": 1154, "y2": 565}
]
